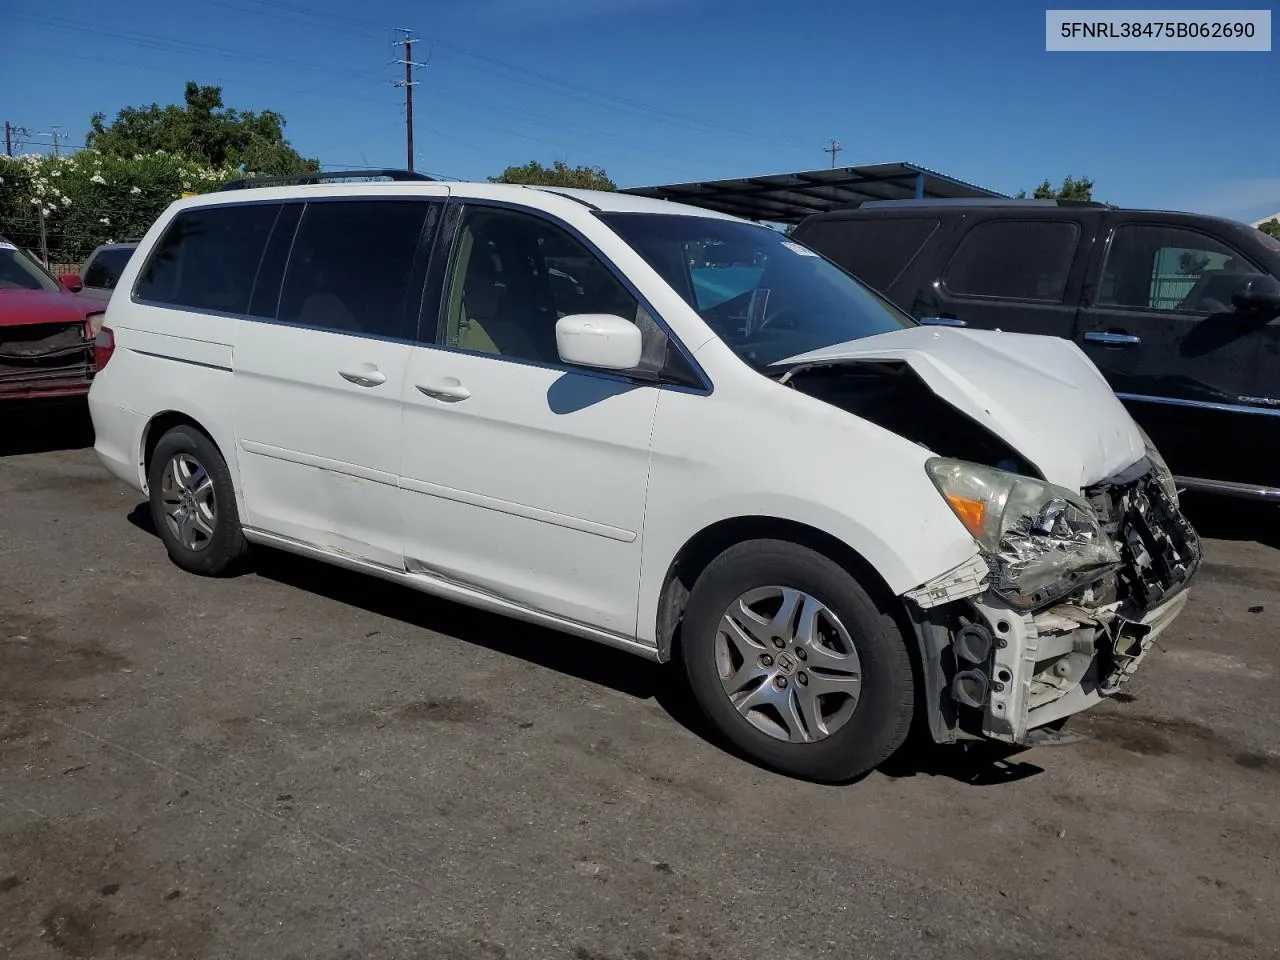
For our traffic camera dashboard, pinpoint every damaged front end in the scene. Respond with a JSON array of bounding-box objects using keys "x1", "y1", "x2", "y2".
[{"x1": 906, "y1": 455, "x2": 1200, "y2": 745}]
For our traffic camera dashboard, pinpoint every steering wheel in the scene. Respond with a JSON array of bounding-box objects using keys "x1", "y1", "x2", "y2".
[{"x1": 755, "y1": 307, "x2": 803, "y2": 333}]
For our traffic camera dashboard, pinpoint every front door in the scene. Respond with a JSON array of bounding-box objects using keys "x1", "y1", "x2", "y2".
[
  {"x1": 398, "y1": 203, "x2": 660, "y2": 634},
  {"x1": 1074, "y1": 217, "x2": 1280, "y2": 488},
  {"x1": 234, "y1": 194, "x2": 443, "y2": 567},
  {"x1": 910, "y1": 215, "x2": 1091, "y2": 337}
]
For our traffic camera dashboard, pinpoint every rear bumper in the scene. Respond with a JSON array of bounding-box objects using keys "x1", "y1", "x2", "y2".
[{"x1": 88, "y1": 396, "x2": 146, "y2": 492}]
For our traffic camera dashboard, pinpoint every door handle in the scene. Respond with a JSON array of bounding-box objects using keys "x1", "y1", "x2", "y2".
[
  {"x1": 416, "y1": 378, "x2": 471, "y2": 402},
  {"x1": 1084, "y1": 331, "x2": 1142, "y2": 346},
  {"x1": 338, "y1": 366, "x2": 388, "y2": 387},
  {"x1": 918, "y1": 316, "x2": 967, "y2": 327}
]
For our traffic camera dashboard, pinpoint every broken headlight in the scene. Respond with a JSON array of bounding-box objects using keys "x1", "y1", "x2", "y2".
[
  {"x1": 1138, "y1": 427, "x2": 1179, "y2": 505},
  {"x1": 926, "y1": 458, "x2": 1121, "y2": 608}
]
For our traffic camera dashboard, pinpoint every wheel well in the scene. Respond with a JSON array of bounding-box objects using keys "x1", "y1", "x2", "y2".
[
  {"x1": 657, "y1": 516, "x2": 901, "y2": 661},
  {"x1": 141, "y1": 412, "x2": 216, "y2": 484}
]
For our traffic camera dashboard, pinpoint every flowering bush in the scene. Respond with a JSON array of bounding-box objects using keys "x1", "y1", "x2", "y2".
[{"x1": 0, "y1": 150, "x2": 246, "y2": 263}]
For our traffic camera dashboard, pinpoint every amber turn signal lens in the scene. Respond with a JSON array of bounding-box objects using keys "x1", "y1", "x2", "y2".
[{"x1": 944, "y1": 494, "x2": 988, "y2": 538}]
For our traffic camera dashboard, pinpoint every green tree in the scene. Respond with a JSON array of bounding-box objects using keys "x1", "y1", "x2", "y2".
[
  {"x1": 1016, "y1": 175, "x2": 1095, "y2": 202},
  {"x1": 489, "y1": 160, "x2": 615, "y2": 191},
  {"x1": 1259, "y1": 218, "x2": 1280, "y2": 240},
  {"x1": 86, "y1": 82, "x2": 317, "y2": 174}
]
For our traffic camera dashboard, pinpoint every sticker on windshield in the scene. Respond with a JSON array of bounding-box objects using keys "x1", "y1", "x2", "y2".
[{"x1": 781, "y1": 241, "x2": 818, "y2": 257}]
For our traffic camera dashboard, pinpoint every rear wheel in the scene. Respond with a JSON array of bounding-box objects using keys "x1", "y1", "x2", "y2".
[
  {"x1": 148, "y1": 426, "x2": 247, "y2": 576},
  {"x1": 681, "y1": 539, "x2": 914, "y2": 782}
]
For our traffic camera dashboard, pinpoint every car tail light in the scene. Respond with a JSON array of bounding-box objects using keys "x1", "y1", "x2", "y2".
[
  {"x1": 95, "y1": 326, "x2": 115, "y2": 370},
  {"x1": 86, "y1": 311, "x2": 106, "y2": 337}
]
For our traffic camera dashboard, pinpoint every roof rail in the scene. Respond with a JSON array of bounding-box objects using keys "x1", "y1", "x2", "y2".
[
  {"x1": 219, "y1": 169, "x2": 436, "y2": 191},
  {"x1": 841, "y1": 197, "x2": 1110, "y2": 210}
]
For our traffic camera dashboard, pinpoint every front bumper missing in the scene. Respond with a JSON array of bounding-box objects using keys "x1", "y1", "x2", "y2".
[
  {"x1": 969, "y1": 587, "x2": 1189, "y2": 743},
  {"x1": 904, "y1": 462, "x2": 1199, "y2": 746}
]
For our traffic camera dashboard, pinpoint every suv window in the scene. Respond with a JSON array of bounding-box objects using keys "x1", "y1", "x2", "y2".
[
  {"x1": 135, "y1": 204, "x2": 279, "y2": 313},
  {"x1": 944, "y1": 220, "x2": 1079, "y2": 302},
  {"x1": 1099, "y1": 224, "x2": 1258, "y2": 313},
  {"x1": 83, "y1": 247, "x2": 135, "y2": 289},
  {"x1": 442, "y1": 206, "x2": 642, "y2": 366},
  {"x1": 277, "y1": 200, "x2": 432, "y2": 339},
  {"x1": 797, "y1": 217, "x2": 940, "y2": 291}
]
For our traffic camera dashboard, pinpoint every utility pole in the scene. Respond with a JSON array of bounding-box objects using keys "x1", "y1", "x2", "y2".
[
  {"x1": 824, "y1": 138, "x2": 842, "y2": 168},
  {"x1": 4, "y1": 121, "x2": 29, "y2": 157},
  {"x1": 50, "y1": 125, "x2": 61, "y2": 157},
  {"x1": 392, "y1": 30, "x2": 423, "y2": 172}
]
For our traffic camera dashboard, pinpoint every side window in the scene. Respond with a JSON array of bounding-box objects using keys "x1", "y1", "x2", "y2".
[
  {"x1": 277, "y1": 200, "x2": 433, "y2": 338},
  {"x1": 441, "y1": 206, "x2": 643, "y2": 366},
  {"x1": 944, "y1": 220, "x2": 1079, "y2": 302},
  {"x1": 797, "y1": 218, "x2": 940, "y2": 291},
  {"x1": 1098, "y1": 224, "x2": 1257, "y2": 313},
  {"x1": 83, "y1": 248, "x2": 133, "y2": 289},
  {"x1": 135, "y1": 204, "x2": 279, "y2": 313}
]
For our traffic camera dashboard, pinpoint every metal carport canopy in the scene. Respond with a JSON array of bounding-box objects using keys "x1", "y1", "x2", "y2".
[{"x1": 621, "y1": 162, "x2": 1006, "y2": 224}]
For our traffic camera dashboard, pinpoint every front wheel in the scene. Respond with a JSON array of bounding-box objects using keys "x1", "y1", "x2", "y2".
[
  {"x1": 681, "y1": 539, "x2": 914, "y2": 782},
  {"x1": 148, "y1": 425, "x2": 248, "y2": 576}
]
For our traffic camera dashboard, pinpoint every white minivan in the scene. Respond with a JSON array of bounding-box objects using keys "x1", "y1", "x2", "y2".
[{"x1": 88, "y1": 173, "x2": 1201, "y2": 781}]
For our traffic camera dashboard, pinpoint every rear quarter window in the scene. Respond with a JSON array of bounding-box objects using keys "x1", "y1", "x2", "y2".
[
  {"x1": 796, "y1": 217, "x2": 940, "y2": 291},
  {"x1": 135, "y1": 204, "x2": 280, "y2": 314},
  {"x1": 943, "y1": 220, "x2": 1079, "y2": 302}
]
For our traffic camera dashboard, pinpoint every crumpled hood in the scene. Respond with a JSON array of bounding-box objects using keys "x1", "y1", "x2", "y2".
[
  {"x1": 779, "y1": 326, "x2": 1146, "y2": 490},
  {"x1": 0, "y1": 289, "x2": 95, "y2": 327}
]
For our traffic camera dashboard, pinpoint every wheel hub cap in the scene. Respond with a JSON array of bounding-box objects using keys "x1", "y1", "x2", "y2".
[
  {"x1": 160, "y1": 453, "x2": 217, "y2": 552},
  {"x1": 714, "y1": 586, "x2": 862, "y2": 744}
]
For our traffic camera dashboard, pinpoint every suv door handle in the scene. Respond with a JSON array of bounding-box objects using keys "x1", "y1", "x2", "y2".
[
  {"x1": 416, "y1": 378, "x2": 471, "y2": 402},
  {"x1": 1084, "y1": 331, "x2": 1142, "y2": 346},
  {"x1": 338, "y1": 366, "x2": 388, "y2": 387}
]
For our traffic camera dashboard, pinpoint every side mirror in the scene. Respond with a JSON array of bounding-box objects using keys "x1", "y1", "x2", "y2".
[
  {"x1": 1231, "y1": 273, "x2": 1280, "y2": 317},
  {"x1": 555, "y1": 314, "x2": 642, "y2": 371},
  {"x1": 59, "y1": 273, "x2": 84, "y2": 293}
]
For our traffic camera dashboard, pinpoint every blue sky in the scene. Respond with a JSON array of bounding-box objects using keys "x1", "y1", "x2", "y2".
[{"x1": 2, "y1": 0, "x2": 1277, "y2": 221}]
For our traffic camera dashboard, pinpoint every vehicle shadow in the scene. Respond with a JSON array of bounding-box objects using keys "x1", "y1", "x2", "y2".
[
  {"x1": 0, "y1": 399, "x2": 94, "y2": 457},
  {"x1": 1179, "y1": 492, "x2": 1280, "y2": 551},
  {"x1": 126, "y1": 500, "x2": 1048, "y2": 787}
]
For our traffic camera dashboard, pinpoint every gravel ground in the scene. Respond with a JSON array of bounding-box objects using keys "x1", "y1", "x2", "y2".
[{"x1": 2, "y1": 402, "x2": 1278, "y2": 960}]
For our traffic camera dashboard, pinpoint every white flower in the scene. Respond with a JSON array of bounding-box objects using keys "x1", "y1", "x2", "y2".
[
  {"x1": 99, "y1": 217, "x2": 111, "y2": 225},
  {"x1": 29, "y1": 197, "x2": 40, "y2": 205},
  {"x1": 130, "y1": 186, "x2": 142, "y2": 195},
  {"x1": 90, "y1": 173, "x2": 106, "y2": 185},
  {"x1": 61, "y1": 196, "x2": 71, "y2": 207},
  {"x1": 133, "y1": 154, "x2": 144, "y2": 160}
]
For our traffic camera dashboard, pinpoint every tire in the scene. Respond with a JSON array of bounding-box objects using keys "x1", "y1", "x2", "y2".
[
  {"x1": 681, "y1": 539, "x2": 914, "y2": 782},
  {"x1": 148, "y1": 425, "x2": 248, "y2": 576}
]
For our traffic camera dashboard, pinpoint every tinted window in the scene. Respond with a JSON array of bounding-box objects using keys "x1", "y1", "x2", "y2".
[
  {"x1": 944, "y1": 220, "x2": 1079, "y2": 302},
  {"x1": 136, "y1": 204, "x2": 278, "y2": 313},
  {"x1": 1099, "y1": 224, "x2": 1258, "y2": 313},
  {"x1": 604, "y1": 213, "x2": 913, "y2": 370},
  {"x1": 83, "y1": 247, "x2": 135, "y2": 289},
  {"x1": 442, "y1": 206, "x2": 642, "y2": 365},
  {"x1": 277, "y1": 200, "x2": 431, "y2": 338},
  {"x1": 0, "y1": 244, "x2": 59, "y2": 292},
  {"x1": 798, "y1": 217, "x2": 939, "y2": 291}
]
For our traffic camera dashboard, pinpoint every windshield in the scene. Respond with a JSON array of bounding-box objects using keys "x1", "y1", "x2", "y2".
[
  {"x1": 602, "y1": 213, "x2": 914, "y2": 369},
  {"x1": 0, "y1": 242, "x2": 59, "y2": 292}
]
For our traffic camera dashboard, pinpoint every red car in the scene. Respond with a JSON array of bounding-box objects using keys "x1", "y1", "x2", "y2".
[{"x1": 0, "y1": 239, "x2": 105, "y2": 401}]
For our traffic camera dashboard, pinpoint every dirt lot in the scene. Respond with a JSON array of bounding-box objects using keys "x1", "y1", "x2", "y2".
[{"x1": 2, "y1": 403, "x2": 1279, "y2": 960}]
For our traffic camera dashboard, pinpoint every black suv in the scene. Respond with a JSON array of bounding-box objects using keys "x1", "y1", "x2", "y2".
[{"x1": 793, "y1": 199, "x2": 1280, "y2": 501}]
